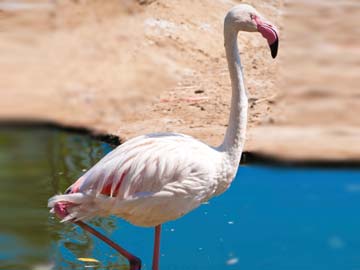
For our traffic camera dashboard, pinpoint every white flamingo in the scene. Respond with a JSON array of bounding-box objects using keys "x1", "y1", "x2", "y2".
[{"x1": 48, "y1": 4, "x2": 278, "y2": 270}]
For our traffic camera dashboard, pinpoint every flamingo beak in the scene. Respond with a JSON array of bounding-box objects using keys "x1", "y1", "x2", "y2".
[
  {"x1": 269, "y1": 33, "x2": 279, "y2": 59},
  {"x1": 254, "y1": 16, "x2": 279, "y2": 58}
]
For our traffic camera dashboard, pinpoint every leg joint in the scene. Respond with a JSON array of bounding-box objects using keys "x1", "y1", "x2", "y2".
[{"x1": 129, "y1": 256, "x2": 142, "y2": 270}]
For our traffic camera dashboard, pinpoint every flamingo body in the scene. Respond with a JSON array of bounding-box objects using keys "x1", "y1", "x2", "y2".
[{"x1": 49, "y1": 133, "x2": 233, "y2": 227}]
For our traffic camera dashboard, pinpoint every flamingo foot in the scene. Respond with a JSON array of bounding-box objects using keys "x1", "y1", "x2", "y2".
[{"x1": 53, "y1": 201, "x2": 77, "y2": 219}]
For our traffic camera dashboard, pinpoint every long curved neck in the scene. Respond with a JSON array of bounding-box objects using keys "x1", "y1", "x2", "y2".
[{"x1": 220, "y1": 26, "x2": 248, "y2": 166}]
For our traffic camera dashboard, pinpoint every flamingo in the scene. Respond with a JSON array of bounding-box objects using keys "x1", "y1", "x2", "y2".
[{"x1": 48, "y1": 4, "x2": 278, "y2": 270}]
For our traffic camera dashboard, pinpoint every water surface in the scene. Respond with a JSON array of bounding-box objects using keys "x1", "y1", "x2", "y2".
[{"x1": 1, "y1": 127, "x2": 360, "y2": 270}]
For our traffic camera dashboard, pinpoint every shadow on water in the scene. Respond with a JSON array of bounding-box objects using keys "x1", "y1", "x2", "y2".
[{"x1": 1, "y1": 123, "x2": 360, "y2": 270}]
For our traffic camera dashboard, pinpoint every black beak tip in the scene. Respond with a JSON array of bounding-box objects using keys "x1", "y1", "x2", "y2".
[{"x1": 269, "y1": 38, "x2": 279, "y2": 59}]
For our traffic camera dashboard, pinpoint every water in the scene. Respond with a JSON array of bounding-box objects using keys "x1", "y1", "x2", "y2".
[{"x1": 1, "y1": 127, "x2": 360, "y2": 270}]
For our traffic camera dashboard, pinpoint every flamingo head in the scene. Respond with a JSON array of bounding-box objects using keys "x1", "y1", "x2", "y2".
[{"x1": 225, "y1": 4, "x2": 279, "y2": 58}]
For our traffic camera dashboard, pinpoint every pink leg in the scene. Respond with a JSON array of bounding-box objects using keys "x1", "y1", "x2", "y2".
[
  {"x1": 152, "y1": 225, "x2": 162, "y2": 270},
  {"x1": 74, "y1": 221, "x2": 141, "y2": 270}
]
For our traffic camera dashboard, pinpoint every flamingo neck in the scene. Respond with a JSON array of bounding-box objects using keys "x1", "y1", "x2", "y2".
[{"x1": 221, "y1": 27, "x2": 248, "y2": 166}]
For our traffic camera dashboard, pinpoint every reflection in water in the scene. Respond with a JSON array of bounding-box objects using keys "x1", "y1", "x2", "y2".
[
  {"x1": 1, "y1": 127, "x2": 360, "y2": 270},
  {"x1": 0, "y1": 128, "x2": 119, "y2": 269}
]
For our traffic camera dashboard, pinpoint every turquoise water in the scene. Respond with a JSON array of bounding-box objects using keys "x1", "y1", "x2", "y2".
[{"x1": 1, "y1": 127, "x2": 360, "y2": 270}]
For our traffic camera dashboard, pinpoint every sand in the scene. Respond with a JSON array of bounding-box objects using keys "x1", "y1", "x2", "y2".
[{"x1": 0, "y1": 0, "x2": 359, "y2": 161}]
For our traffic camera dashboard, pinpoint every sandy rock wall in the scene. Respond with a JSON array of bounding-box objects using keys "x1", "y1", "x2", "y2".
[
  {"x1": 1, "y1": 0, "x2": 359, "y2": 161},
  {"x1": 249, "y1": 0, "x2": 360, "y2": 160}
]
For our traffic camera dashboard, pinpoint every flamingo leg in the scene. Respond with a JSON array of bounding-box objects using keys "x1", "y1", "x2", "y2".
[
  {"x1": 74, "y1": 220, "x2": 141, "y2": 270},
  {"x1": 152, "y1": 224, "x2": 162, "y2": 270}
]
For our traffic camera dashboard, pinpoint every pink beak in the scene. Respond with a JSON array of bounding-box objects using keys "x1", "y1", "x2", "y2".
[{"x1": 254, "y1": 16, "x2": 279, "y2": 58}]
